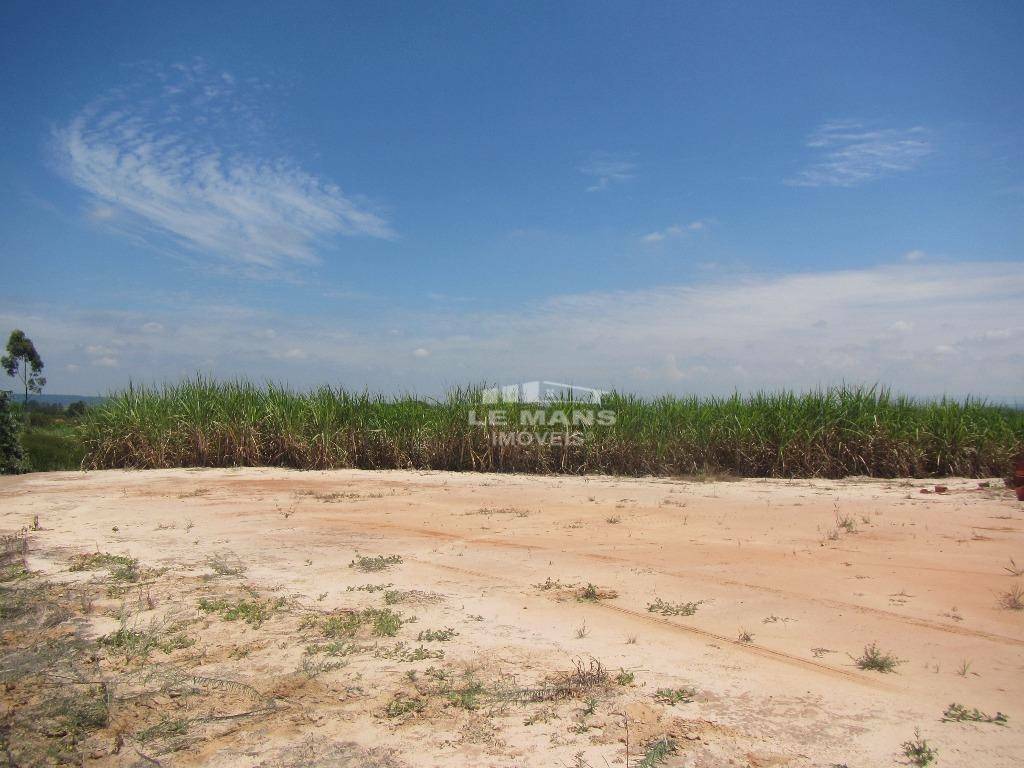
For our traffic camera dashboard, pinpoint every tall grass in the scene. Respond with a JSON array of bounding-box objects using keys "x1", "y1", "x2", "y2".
[{"x1": 79, "y1": 379, "x2": 1023, "y2": 478}]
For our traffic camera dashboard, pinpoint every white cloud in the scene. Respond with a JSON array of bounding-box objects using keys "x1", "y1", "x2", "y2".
[
  {"x1": 641, "y1": 221, "x2": 707, "y2": 244},
  {"x1": 579, "y1": 153, "x2": 636, "y2": 192},
  {"x1": 904, "y1": 249, "x2": 927, "y2": 262},
  {"x1": 4, "y1": 261, "x2": 1022, "y2": 399},
  {"x1": 141, "y1": 322, "x2": 164, "y2": 333},
  {"x1": 55, "y1": 61, "x2": 392, "y2": 273},
  {"x1": 787, "y1": 121, "x2": 933, "y2": 187},
  {"x1": 87, "y1": 204, "x2": 117, "y2": 221}
]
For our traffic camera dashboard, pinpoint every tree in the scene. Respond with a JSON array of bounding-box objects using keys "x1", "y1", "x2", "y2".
[
  {"x1": 0, "y1": 391, "x2": 26, "y2": 474},
  {"x1": 66, "y1": 400, "x2": 88, "y2": 418},
  {"x1": 2, "y1": 329, "x2": 46, "y2": 406}
]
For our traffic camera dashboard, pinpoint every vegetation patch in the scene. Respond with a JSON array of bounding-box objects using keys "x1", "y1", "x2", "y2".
[
  {"x1": 647, "y1": 597, "x2": 703, "y2": 616},
  {"x1": 349, "y1": 553, "x2": 403, "y2": 572},
  {"x1": 654, "y1": 686, "x2": 697, "y2": 705},
  {"x1": 901, "y1": 729, "x2": 937, "y2": 766},
  {"x1": 376, "y1": 642, "x2": 444, "y2": 662},
  {"x1": 851, "y1": 642, "x2": 903, "y2": 673},
  {"x1": 137, "y1": 717, "x2": 190, "y2": 744},
  {"x1": 78, "y1": 381, "x2": 1024, "y2": 478},
  {"x1": 636, "y1": 737, "x2": 677, "y2": 768},
  {"x1": 206, "y1": 551, "x2": 247, "y2": 577},
  {"x1": 998, "y1": 584, "x2": 1024, "y2": 610},
  {"x1": 942, "y1": 703, "x2": 1008, "y2": 725},
  {"x1": 99, "y1": 620, "x2": 194, "y2": 663},
  {"x1": 198, "y1": 595, "x2": 284, "y2": 628},
  {"x1": 417, "y1": 627, "x2": 458, "y2": 642},
  {"x1": 577, "y1": 582, "x2": 618, "y2": 602},
  {"x1": 385, "y1": 694, "x2": 426, "y2": 718},
  {"x1": 69, "y1": 552, "x2": 140, "y2": 582},
  {"x1": 313, "y1": 607, "x2": 411, "y2": 639}
]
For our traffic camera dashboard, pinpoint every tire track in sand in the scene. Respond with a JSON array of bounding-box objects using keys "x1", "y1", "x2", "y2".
[
  {"x1": 320, "y1": 513, "x2": 1024, "y2": 649},
  {"x1": 424, "y1": 559, "x2": 895, "y2": 691}
]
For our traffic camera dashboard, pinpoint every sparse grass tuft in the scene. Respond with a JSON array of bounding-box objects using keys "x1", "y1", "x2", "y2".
[
  {"x1": 737, "y1": 629, "x2": 754, "y2": 643},
  {"x1": 1004, "y1": 557, "x2": 1024, "y2": 577},
  {"x1": 535, "y1": 576, "x2": 570, "y2": 591},
  {"x1": 46, "y1": 687, "x2": 110, "y2": 739},
  {"x1": 852, "y1": 642, "x2": 903, "y2": 673},
  {"x1": 998, "y1": 583, "x2": 1024, "y2": 610},
  {"x1": 206, "y1": 551, "x2": 247, "y2": 577},
  {"x1": 137, "y1": 717, "x2": 190, "y2": 744},
  {"x1": 99, "y1": 619, "x2": 194, "y2": 663},
  {"x1": 69, "y1": 552, "x2": 139, "y2": 581},
  {"x1": 615, "y1": 669, "x2": 635, "y2": 686},
  {"x1": 835, "y1": 513, "x2": 857, "y2": 533}
]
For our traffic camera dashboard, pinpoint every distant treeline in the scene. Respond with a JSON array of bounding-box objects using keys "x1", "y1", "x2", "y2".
[{"x1": 76, "y1": 379, "x2": 1023, "y2": 478}]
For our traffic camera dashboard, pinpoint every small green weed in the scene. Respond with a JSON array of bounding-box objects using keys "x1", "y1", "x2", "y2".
[
  {"x1": 636, "y1": 737, "x2": 676, "y2": 767},
  {"x1": 901, "y1": 729, "x2": 937, "y2": 766},
  {"x1": 417, "y1": 627, "x2": 458, "y2": 642},
  {"x1": 942, "y1": 703, "x2": 1007, "y2": 725},
  {"x1": 653, "y1": 686, "x2": 696, "y2": 705},
  {"x1": 852, "y1": 642, "x2": 903, "y2": 673},
  {"x1": 197, "y1": 596, "x2": 283, "y2": 628},
  {"x1": 385, "y1": 695, "x2": 426, "y2": 717}
]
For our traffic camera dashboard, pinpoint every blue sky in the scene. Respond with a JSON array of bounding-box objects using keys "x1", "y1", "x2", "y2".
[{"x1": 1, "y1": 1, "x2": 1022, "y2": 398}]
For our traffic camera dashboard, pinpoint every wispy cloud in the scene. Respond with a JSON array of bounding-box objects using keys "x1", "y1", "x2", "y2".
[
  {"x1": 787, "y1": 120, "x2": 933, "y2": 187},
  {"x1": 579, "y1": 152, "x2": 636, "y2": 192},
  {"x1": 54, "y1": 60, "x2": 393, "y2": 272},
  {"x1": 641, "y1": 220, "x2": 707, "y2": 243},
  {"x1": 6, "y1": 261, "x2": 1022, "y2": 399}
]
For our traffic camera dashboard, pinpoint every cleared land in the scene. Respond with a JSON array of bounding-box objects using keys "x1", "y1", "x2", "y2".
[{"x1": 2, "y1": 468, "x2": 1022, "y2": 766}]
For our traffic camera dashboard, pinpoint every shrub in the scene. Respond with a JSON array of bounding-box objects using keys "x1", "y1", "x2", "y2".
[{"x1": 0, "y1": 391, "x2": 26, "y2": 474}]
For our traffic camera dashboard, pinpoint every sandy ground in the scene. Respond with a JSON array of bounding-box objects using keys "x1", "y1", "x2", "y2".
[{"x1": 1, "y1": 468, "x2": 1023, "y2": 767}]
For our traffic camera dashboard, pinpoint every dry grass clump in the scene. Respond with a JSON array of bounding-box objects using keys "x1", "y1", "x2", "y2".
[
  {"x1": 998, "y1": 583, "x2": 1024, "y2": 610},
  {"x1": 79, "y1": 379, "x2": 1023, "y2": 478},
  {"x1": 577, "y1": 583, "x2": 618, "y2": 602}
]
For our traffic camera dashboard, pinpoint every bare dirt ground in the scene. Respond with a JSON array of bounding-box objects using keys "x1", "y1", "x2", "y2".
[{"x1": 2, "y1": 468, "x2": 1022, "y2": 767}]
